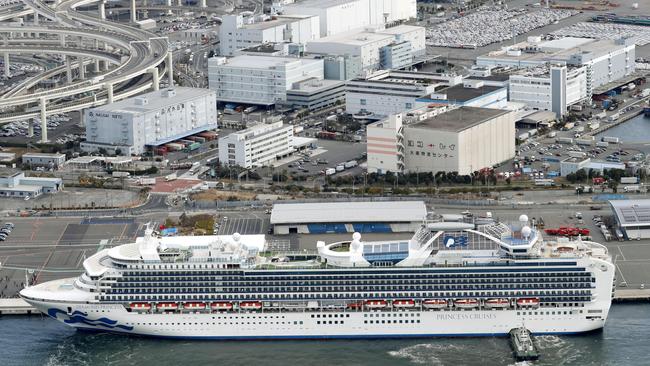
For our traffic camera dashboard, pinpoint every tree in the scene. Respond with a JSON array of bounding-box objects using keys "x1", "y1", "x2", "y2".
[
  {"x1": 575, "y1": 169, "x2": 587, "y2": 182},
  {"x1": 608, "y1": 180, "x2": 619, "y2": 193}
]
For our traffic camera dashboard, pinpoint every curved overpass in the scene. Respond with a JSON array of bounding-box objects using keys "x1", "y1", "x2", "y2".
[{"x1": 0, "y1": 0, "x2": 171, "y2": 140}]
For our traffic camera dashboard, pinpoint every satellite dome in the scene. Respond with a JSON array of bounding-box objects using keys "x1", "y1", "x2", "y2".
[
  {"x1": 519, "y1": 214, "x2": 529, "y2": 223},
  {"x1": 232, "y1": 233, "x2": 241, "y2": 242},
  {"x1": 521, "y1": 226, "x2": 532, "y2": 238},
  {"x1": 352, "y1": 232, "x2": 361, "y2": 241}
]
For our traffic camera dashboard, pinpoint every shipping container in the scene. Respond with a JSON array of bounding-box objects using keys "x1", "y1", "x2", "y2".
[
  {"x1": 325, "y1": 168, "x2": 336, "y2": 176},
  {"x1": 602, "y1": 136, "x2": 620, "y2": 143},
  {"x1": 112, "y1": 171, "x2": 130, "y2": 178},
  {"x1": 596, "y1": 141, "x2": 609, "y2": 148},
  {"x1": 192, "y1": 136, "x2": 206, "y2": 143},
  {"x1": 556, "y1": 137, "x2": 573, "y2": 144},
  {"x1": 621, "y1": 177, "x2": 640, "y2": 184},
  {"x1": 336, "y1": 165, "x2": 345, "y2": 172},
  {"x1": 184, "y1": 142, "x2": 201, "y2": 152},
  {"x1": 568, "y1": 151, "x2": 587, "y2": 158},
  {"x1": 165, "y1": 173, "x2": 177, "y2": 181},
  {"x1": 140, "y1": 177, "x2": 156, "y2": 185}
]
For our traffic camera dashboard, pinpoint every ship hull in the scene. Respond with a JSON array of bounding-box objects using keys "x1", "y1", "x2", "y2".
[{"x1": 25, "y1": 298, "x2": 608, "y2": 339}]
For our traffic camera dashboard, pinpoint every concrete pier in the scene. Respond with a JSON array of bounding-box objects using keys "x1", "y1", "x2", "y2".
[{"x1": 0, "y1": 298, "x2": 37, "y2": 315}]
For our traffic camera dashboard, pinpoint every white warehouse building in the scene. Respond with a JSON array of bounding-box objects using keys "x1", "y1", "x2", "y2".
[
  {"x1": 218, "y1": 121, "x2": 294, "y2": 168},
  {"x1": 346, "y1": 70, "x2": 462, "y2": 118},
  {"x1": 82, "y1": 88, "x2": 218, "y2": 156},
  {"x1": 219, "y1": 14, "x2": 320, "y2": 56},
  {"x1": 208, "y1": 55, "x2": 324, "y2": 106},
  {"x1": 307, "y1": 25, "x2": 426, "y2": 77},
  {"x1": 509, "y1": 64, "x2": 588, "y2": 118},
  {"x1": 367, "y1": 106, "x2": 515, "y2": 175},
  {"x1": 476, "y1": 37, "x2": 635, "y2": 94},
  {"x1": 282, "y1": 0, "x2": 417, "y2": 37}
]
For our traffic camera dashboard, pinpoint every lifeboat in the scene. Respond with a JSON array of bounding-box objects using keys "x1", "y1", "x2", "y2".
[
  {"x1": 239, "y1": 301, "x2": 263, "y2": 311},
  {"x1": 422, "y1": 299, "x2": 448, "y2": 309},
  {"x1": 156, "y1": 302, "x2": 178, "y2": 311},
  {"x1": 454, "y1": 299, "x2": 479, "y2": 309},
  {"x1": 393, "y1": 299, "x2": 416, "y2": 308},
  {"x1": 516, "y1": 298, "x2": 540, "y2": 307},
  {"x1": 365, "y1": 300, "x2": 388, "y2": 309},
  {"x1": 556, "y1": 246, "x2": 574, "y2": 253},
  {"x1": 210, "y1": 302, "x2": 233, "y2": 311},
  {"x1": 130, "y1": 302, "x2": 151, "y2": 311},
  {"x1": 183, "y1": 302, "x2": 206, "y2": 310},
  {"x1": 347, "y1": 302, "x2": 363, "y2": 310},
  {"x1": 485, "y1": 298, "x2": 510, "y2": 308}
]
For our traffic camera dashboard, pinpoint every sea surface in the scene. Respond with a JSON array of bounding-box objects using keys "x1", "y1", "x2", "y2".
[
  {"x1": 0, "y1": 303, "x2": 648, "y2": 366},
  {"x1": 595, "y1": 113, "x2": 650, "y2": 144}
]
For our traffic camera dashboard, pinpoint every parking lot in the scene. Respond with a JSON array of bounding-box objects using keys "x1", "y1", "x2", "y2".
[
  {"x1": 272, "y1": 138, "x2": 367, "y2": 178},
  {"x1": 215, "y1": 212, "x2": 269, "y2": 235},
  {"x1": 0, "y1": 217, "x2": 145, "y2": 298}
]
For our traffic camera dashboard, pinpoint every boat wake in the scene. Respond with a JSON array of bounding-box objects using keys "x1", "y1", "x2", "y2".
[{"x1": 388, "y1": 343, "x2": 464, "y2": 365}]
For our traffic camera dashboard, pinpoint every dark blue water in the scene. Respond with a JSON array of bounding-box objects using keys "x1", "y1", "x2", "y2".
[
  {"x1": 596, "y1": 114, "x2": 650, "y2": 143},
  {"x1": 0, "y1": 304, "x2": 648, "y2": 366}
]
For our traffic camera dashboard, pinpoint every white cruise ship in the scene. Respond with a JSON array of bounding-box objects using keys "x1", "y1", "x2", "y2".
[{"x1": 20, "y1": 215, "x2": 615, "y2": 339}]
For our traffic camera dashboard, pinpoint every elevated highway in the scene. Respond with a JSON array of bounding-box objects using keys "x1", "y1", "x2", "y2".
[{"x1": 0, "y1": 0, "x2": 171, "y2": 141}]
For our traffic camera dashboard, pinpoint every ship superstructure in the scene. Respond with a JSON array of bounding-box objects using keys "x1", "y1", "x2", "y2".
[{"x1": 20, "y1": 215, "x2": 615, "y2": 339}]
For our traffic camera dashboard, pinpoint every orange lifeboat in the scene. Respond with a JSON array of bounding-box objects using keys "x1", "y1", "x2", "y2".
[
  {"x1": 516, "y1": 298, "x2": 540, "y2": 307},
  {"x1": 156, "y1": 302, "x2": 178, "y2": 311},
  {"x1": 422, "y1": 299, "x2": 448, "y2": 309},
  {"x1": 210, "y1": 302, "x2": 233, "y2": 311},
  {"x1": 364, "y1": 300, "x2": 388, "y2": 309},
  {"x1": 130, "y1": 302, "x2": 151, "y2": 311},
  {"x1": 393, "y1": 299, "x2": 415, "y2": 308},
  {"x1": 347, "y1": 302, "x2": 363, "y2": 310},
  {"x1": 183, "y1": 302, "x2": 206, "y2": 310},
  {"x1": 240, "y1": 301, "x2": 263, "y2": 311},
  {"x1": 454, "y1": 299, "x2": 479, "y2": 309},
  {"x1": 485, "y1": 298, "x2": 510, "y2": 308}
]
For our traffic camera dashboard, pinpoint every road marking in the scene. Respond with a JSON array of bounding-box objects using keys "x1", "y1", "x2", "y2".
[
  {"x1": 615, "y1": 263, "x2": 628, "y2": 285},
  {"x1": 118, "y1": 223, "x2": 128, "y2": 240},
  {"x1": 617, "y1": 246, "x2": 627, "y2": 261}
]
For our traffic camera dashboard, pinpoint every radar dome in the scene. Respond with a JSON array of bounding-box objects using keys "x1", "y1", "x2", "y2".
[
  {"x1": 352, "y1": 232, "x2": 361, "y2": 241},
  {"x1": 232, "y1": 233, "x2": 241, "y2": 242},
  {"x1": 521, "y1": 225, "x2": 532, "y2": 238},
  {"x1": 519, "y1": 214, "x2": 529, "y2": 223}
]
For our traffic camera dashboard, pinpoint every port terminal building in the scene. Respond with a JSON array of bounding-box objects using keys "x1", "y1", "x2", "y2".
[
  {"x1": 270, "y1": 201, "x2": 427, "y2": 235},
  {"x1": 610, "y1": 199, "x2": 650, "y2": 240}
]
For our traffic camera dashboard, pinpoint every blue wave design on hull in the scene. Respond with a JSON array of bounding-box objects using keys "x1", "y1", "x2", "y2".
[{"x1": 47, "y1": 308, "x2": 133, "y2": 331}]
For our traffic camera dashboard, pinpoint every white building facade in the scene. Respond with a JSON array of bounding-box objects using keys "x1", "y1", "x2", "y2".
[
  {"x1": 208, "y1": 55, "x2": 324, "y2": 106},
  {"x1": 509, "y1": 65, "x2": 588, "y2": 117},
  {"x1": 218, "y1": 121, "x2": 294, "y2": 168},
  {"x1": 82, "y1": 88, "x2": 218, "y2": 156},
  {"x1": 282, "y1": 0, "x2": 417, "y2": 37},
  {"x1": 307, "y1": 25, "x2": 426, "y2": 77},
  {"x1": 367, "y1": 107, "x2": 515, "y2": 175},
  {"x1": 219, "y1": 14, "x2": 320, "y2": 56},
  {"x1": 476, "y1": 37, "x2": 635, "y2": 94},
  {"x1": 345, "y1": 71, "x2": 459, "y2": 117}
]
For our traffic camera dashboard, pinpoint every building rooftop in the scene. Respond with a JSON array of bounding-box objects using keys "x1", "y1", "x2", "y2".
[
  {"x1": 217, "y1": 54, "x2": 321, "y2": 69},
  {"x1": 377, "y1": 25, "x2": 423, "y2": 35},
  {"x1": 465, "y1": 74, "x2": 510, "y2": 82},
  {"x1": 309, "y1": 29, "x2": 393, "y2": 46},
  {"x1": 243, "y1": 15, "x2": 314, "y2": 30},
  {"x1": 0, "y1": 168, "x2": 21, "y2": 178},
  {"x1": 478, "y1": 37, "x2": 632, "y2": 64},
  {"x1": 22, "y1": 152, "x2": 65, "y2": 159},
  {"x1": 270, "y1": 201, "x2": 427, "y2": 224},
  {"x1": 284, "y1": 0, "x2": 359, "y2": 10},
  {"x1": 434, "y1": 84, "x2": 504, "y2": 102},
  {"x1": 610, "y1": 199, "x2": 650, "y2": 227},
  {"x1": 288, "y1": 78, "x2": 344, "y2": 94},
  {"x1": 410, "y1": 107, "x2": 510, "y2": 132},
  {"x1": 90, "y1": 87, "x2": 214, "y2": 115}
]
